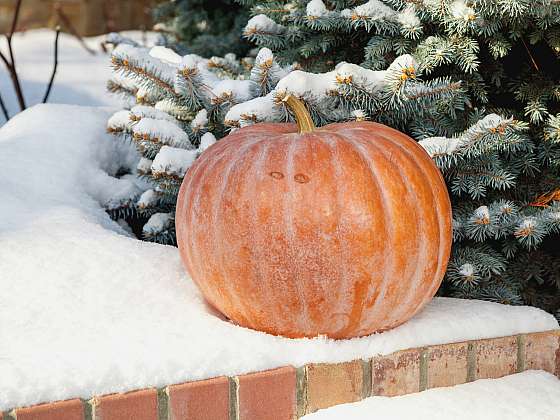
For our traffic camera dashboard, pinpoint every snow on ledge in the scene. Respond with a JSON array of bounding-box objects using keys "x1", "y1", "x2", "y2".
[{"x1": 0, "y1": 105, "x2": 558, "y2": 410}]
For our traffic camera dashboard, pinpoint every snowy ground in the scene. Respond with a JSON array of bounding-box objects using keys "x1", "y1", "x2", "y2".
[
  {"x1": 0, "y1": 104, "x2": 558, "y2": 410},
  {"x1": 303, "y1": 371, "x2": 560, "y2": 420},
  {"x1": 0, "y1": 30, "x2": 155, "y2": 125}
]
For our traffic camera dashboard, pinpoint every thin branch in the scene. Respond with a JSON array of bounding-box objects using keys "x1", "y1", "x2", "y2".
[
  {"x1": 2, "y1": 0, "x2": 26, "y2": 111},
  {"x1": 521, "y1": 37, "x2": 540, "y2": 72},
  {"x1": 0, "y1": 49, "x2": 11, "y2": 69},
  {"x1": 5, "y1": 35, "x2": 26, "y2": 110},
  {"x1": 8, "y1": 0, "x2": 23, "y2": 41},
  {"x1": 42, "y1": 27, "x2": 61, "y2": 103},
  {"x1": 0, "y1": 90, "x2": 9, "y2": 121}
]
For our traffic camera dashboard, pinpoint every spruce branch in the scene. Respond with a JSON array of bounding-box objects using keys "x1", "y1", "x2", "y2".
[{"x1": 111, "y1": 55, "x2": 178, "y2": 99}]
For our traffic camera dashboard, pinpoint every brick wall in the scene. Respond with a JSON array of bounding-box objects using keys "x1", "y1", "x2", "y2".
[
  {"x1": 0, "y1": 0, "x2": 160, "y2": 36},
  {"x1": 1, "y1": 330, "x2": 558, "y2": 419}
]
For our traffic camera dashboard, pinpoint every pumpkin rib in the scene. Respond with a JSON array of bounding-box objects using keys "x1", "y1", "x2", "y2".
[
  {"x1": 306, "y1": 132, "x2": 357, "y2": 336},
  {"x1": 283, "y1": 134, "x2": 312, "y2": 332},
  {"x1": 334, "y1": 133, "x2": 398, "y2": 331},
  {"x1": 184, "y1": 134, "x2": 269, "y2": 323},
  {"x1": 208, "y1": 136, "x2": 271, "y2": 326},
  {"x1": 341, "y1": 126, "x2": 450, "y2": 321},
  {"x1": 348, "y1": 126, "x2": 452, "y2": 319},
  {"x1": 324, "y1": 132, "x2": 360, "y2": 336},
  {"x1": 249, "y1": 135, "x2": 305, "y2": 335},
  {"x1": 350, "y1": 129, "x2": 442, "y2": 327},
  {"x1": 316, "y1": 131, "x2": 388, "y2": 336},
  {"x1": 245, "y1": 140, "x2": 278, "y2": 331},
  {"x1": 348, "y1": 132, "x2": 427, "y2": 329},
  {"x1": 355, "y1": 134, "x2": 430, "y2": 330},
  {"x1": 186, "y1": 142, "x2": 243, "y2": 320},
  {"x1": 178, "y1": 137, "x2": 238, "y2": 282}
]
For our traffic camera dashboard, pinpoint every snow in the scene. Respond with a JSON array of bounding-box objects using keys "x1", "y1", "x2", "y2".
[
  {"x1": 137, "y1": 189, "x2": 159, "y2": 209},
  {"x1": 450, "y1": 0, "x2": 476, "y2": 21},
  {"x1": 137, "y1": 157, "x2": 153, "y2": 174},
  {"x1": 251, "y1": 48, "x2": 288, "y2": 88},
  {"x1": 398, "y1": 5, "x2": 421, "y2": 28},
  {"x1": 1, "y1": 31, "x2": 559, "y2": 410},
  {"x1": 275, "y1": 55, "x2": 416, "y2": 99},
  {"x1": 419, "y1": 136, "x2": 463, "y2": 157},
  {"x1": 211, "y1": 79, "x2": 255, "y2": 103},
  {"x1": 307, "y1": 0, "x2": 329, "y2": 17},
  {"x1": 224, "y1": 92, "x2": 279, "y2": 126},
  {"x1": 458, "y1": 263, "x2": 475, "y2": 277},
  {"x1": 191, "y1": 109, "x2": 208, "y2": 131},
  {"x1": 255, "y1": 47, "x2": 273, "y2": 64},
  {"x1": 132, "y1": 117, "x2": 191, "y2": 148},
  {"x1": 199, "y1": 132, "x2": 217, "y2": 152},
  {"x1": 352, "y1": 0, "x2": 398, "y2": 19},
  {"x1": 151, "y1": 146, "x2": 198, "y2": 177},
  {"x1": 149, "y1": 45, "x2": 182, "y2": 66},
  {"x1": 336, "y1": 62, "x2": 387, "y2": 92},
  {"x1": 143, "y1": 212, "x2": 173, "y2": 234},
  {"x1": 244, "y1": 14, "x2": 286, "y2": 35},
  {"x1": 276, "y1": 69, "x2": 338, "y2": 97},
  {"x1": 352, "y1": 109, "x2": 368, "y2": 120},
  {"x1": 303, "y1": 371, "x2": 560, "y2": 420},
  {"x1": 0, "y1": 104, "x2": 558, "y2": 411},
  {"x1": 130, "y1": 105, "x2": 179, "y2": 122},
  {"x1": 107, "y1": 110, "x2": 134, "y2": 132}
]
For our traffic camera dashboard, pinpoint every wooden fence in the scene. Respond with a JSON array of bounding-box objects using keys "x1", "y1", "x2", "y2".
[{"x1": 0, "y1": 0, "x2": 159, "y2": 36}]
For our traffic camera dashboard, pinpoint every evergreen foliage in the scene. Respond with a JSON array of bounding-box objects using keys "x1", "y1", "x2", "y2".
[
  {"x1": 153, "y1": 0, "x2": 251, "y2": 57},
  {"x1": 105, "y1": 0, "x2": 560, "y2": 317}
]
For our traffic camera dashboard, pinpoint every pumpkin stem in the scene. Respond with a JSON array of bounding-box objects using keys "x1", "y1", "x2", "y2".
[{"x1": 282, "y1": 94, "x2": 316, "y2": 133}]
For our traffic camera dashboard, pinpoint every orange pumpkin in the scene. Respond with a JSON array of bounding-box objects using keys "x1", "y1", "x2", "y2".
[{"x1": 176, "y1": 96, "x2": 452, "y2": 339}]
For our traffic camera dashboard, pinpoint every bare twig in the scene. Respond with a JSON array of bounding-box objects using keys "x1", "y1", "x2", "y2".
[
  {"x1": 8, "y1": 0, "x2": 22, "y2": 40},
  {"x1": 521, "y1": 37, "x2": 540, "y2": 72},
  {"x1": 55, "y1": 4, "x2": 96, "y2": 55},
  {"x1": 1, "y1": 0, "x2": 26, "y2": 110},
  {"x1": 0, "y1": 90, "x2": 9, "y2": 121},
  {"x1": 42, "y1": 26, "x2": 60, "y2": 103}
]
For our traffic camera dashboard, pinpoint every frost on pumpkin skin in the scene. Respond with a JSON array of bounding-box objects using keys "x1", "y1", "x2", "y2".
[{"x1": 175, "y1": 121, "x2": 452, "y2": 339}]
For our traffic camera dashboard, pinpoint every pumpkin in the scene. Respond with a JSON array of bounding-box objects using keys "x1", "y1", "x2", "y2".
[{"x1": 176, "y1": 95, "x2": 452, "y2": 339}]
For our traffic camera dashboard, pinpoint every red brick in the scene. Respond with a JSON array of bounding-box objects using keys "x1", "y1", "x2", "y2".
[
  {"x1": 372, "y1": 349, "x2": 420, "y2": 397},
  {"x1": 305, "y1": 361, "x2": 363, "y2": 414},
  {"x1": 168, "y1": 377, "x2": 229, "y2": 420},
  {"x1": 237, "y1": 367, "x2": 296, "y2": 420},
  {"x1": 524, "y1": 330, "x2": 560, "y2": 376},
  {"x1": 476, "y1": 336, "x2": 517, "y2": 380},
  {"x1": 15, "y1": 399, "x2": 84, "y2": 420},
  {"x1": 427, "y1": 342, "x2": 468, "y2": 388},
  {"x1": 92, "y1": 389, "x2": 158, "y2": 420}
]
